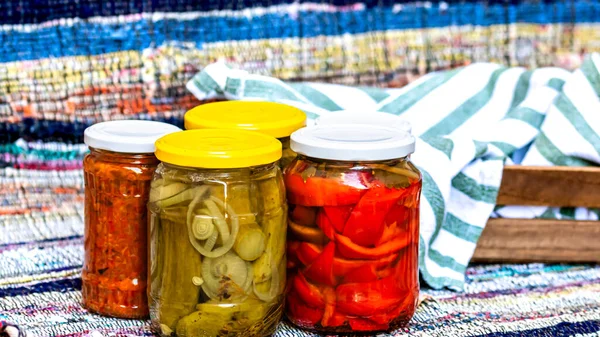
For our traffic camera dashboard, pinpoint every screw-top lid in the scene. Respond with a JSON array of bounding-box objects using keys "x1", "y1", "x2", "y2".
[
  {"x1": 315, "y1": 111, "x2": 412, "y2": 133},
  {"x1": 84, "y1": 120, "x2": 181, "y2": 153},
  {"x1": 184, "y1": 101, "x2": 306, "y2": 138},
  {"x1": 290, "y1": 124, "x2": 415, "y2": 161},
  {"x1": 155, "y1": 129, "x2": 282, "y2": 169}
]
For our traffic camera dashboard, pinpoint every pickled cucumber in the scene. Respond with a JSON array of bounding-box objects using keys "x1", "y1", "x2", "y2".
[
  {"x1": 151, "y1": 218, "x2": 203, "y2": 333},
  {"x1": 257, "y1": 173, "x2": 285, "y2": 213},
  {"x1": 227, "y1": 183, "x2": 257, "y2": 225},
  {"x1": 233, "y1": 222, "x2": 266, "y2": 261},
  {"x1": 176, "y1": 299, "x2": 273, "y2": 337},
  {"x1": 253, "y1": 206, "x2": 287, "y2": 284}
]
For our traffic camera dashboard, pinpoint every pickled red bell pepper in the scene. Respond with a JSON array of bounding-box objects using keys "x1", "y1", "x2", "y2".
[
  {"x1": 299, "y1": 242, "x2": 399, "y2": 278},
  {"x1": 316, "y1": 210, "x2": 336, "y2": 240},
  {"x1": 322, "y1": 205, "x2": 352, "y2": 232},
  {"x1": 342, "y1": 264, "x2": 379, "y2": 283},
  {"x1": 342, "y1": 186, "x2": 408, "y2": 246},
  {"x1": 287, "y1": 291, "x2": 324, "y2": 327},
  {"x1": 288, "y1": 220, "x2": 328, "y2": 244},
  {"x1": 336, "y1": 233, "x2": 409, "y2": 259},
  {"x1": 377, "y1": 216, "x2": 408, "y2": 246},
  {"x1": 348, "y1": 317, "x2": 389, "y2": 331},
  {"x1": 291, "y1": 205, "x2": 317, "y2": 226},
  {"x1": 336, "y1": 276, "x2": 405, "y2": 316},
  {"x1": 333, "y1": 253, "x2": 398, "y2": 277},
  {"x1": 321, "y1": 287, "x2": 337, "y2": 327},
  {"x1": 296, "y1": 242, "x2": 322, "y2": 266},
  {"x1": 303, "y1": 241, "x2": 336, "y2": 286},
  {"x1": 285, "y1": 174, "x2": 366, "y2": 206},
  {"x1": 293, "y1": 273, "x2": 325, "y2": 308},
  {"x1": 368, "y1": 295, "x2": 417, "y2": 325},
  {"x1": 287, "y1": 241, "x2": 302, "y2": 268}
]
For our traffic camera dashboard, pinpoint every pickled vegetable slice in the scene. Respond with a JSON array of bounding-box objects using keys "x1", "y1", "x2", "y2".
[
  {"x1": 154, "y1": 218, "x2": 203, "y2": 331},
  {"x1": 234, "y1": 222, "x2": 267, "y2": 261},
  {"x1": 149, "y1": 182, "x2": 188, "y2": 203},
  {"x1": 156, "y1": 185, "x2": 201, "y2": 208},
  {"x1": 365, "y1": 164, "x2": 421, "y2": 181},
  {"x1": 315, "y1": 210, "x2": 336, "y2": 240},
  {"x1": 186, "y1": 195, "x2": 240, "y2": 258},
  {"x1": 253, "y1": 261, "x2": 279, "y2": 302},
  {"x1": 191, "y1": 215, "x2": 215, "y2": 241},
  {"x1": 336, "y1": 233, "x2": 409, "y2": 259},
  {"x1": 285, "y1": 174, "x2": 366, "y2": 206},
  {"x1": 176, "y1": 298, "x2": 269, "y2": 336},
  {"x1": 322, "y1": 206, "x2": 352, "y2": 232},
  {"x1": 293, "y1": 272, "x2": 325, "y2": 308},
  {"x1": 287, "y1": 291, "x2": 324, "y2": 327},
  {"x1": 321, "y1": 287, "x2": 337, "y2": 327},
  {"x1": 253, "y1": 207, "x2": 287, "y2": 283},
  {"x1": 288, "y1": 219, "x2": 328, "y2": 244},
  {"x1": 335, "y1": 276, "x2": 405, "y2": 316},
  {"x1": 201, "y1": 251, "x2": 252, "y2": 302},
  {"x1": 290, "y1": 205, "x2": 317, "y2": 227},
  {"x1": 342, "y1": 185, "x2": 408, "y2": 246},
  {"x1": 296, "y1": 242, "x2": 322, "y2": 267},
  {"x1": 332, "y1": 253, "x2": 398, "y2": 278},
  {"x1": 342, "y1": 264, "x2": 380, "y2": 283},
  {"x1": 303, "y1": 241, "x2": 336, "y2": 287}
]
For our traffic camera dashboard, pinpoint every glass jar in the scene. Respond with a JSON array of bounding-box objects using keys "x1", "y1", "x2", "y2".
[
  {"x1": 284, "y1": 124, "x2": 421, "y2": 334},
  {"x1": 148, "y1": 129, "x2": 287, "y2": 337},
  {"x1": 82, "y1": 120, "x2": 181, "y2": 318},
  {"x1": 184, "y1": 101, "x2": 306, "y2": 168}
]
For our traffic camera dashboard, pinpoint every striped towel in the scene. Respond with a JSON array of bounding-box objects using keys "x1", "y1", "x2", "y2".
[{"x1": 187, "y1": 54, "x2": 600, "y2": 290}]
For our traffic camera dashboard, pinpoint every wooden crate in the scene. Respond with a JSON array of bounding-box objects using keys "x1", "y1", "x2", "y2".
[{"x1": 472, "y1": 166, "x2": 600, "y2": 263}]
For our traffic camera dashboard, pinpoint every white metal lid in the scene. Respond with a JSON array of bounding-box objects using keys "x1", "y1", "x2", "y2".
[
  {"x1": 290, "y1": 124, "x2": 415, "y2": 161},
  {"x1": 315, "y1": 111, "x2": 412, "y2": 133},
  {"x1": 84, "y1": 120, "x2": 181, "y2": 153}
]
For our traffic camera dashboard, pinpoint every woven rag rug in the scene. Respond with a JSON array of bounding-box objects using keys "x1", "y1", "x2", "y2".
[
  {"x1": 2, "y1": 61, "x2": 600, "y2": 337},
  {"x1": 2, "y1": 0, "x2": 600, "y2": 334},
  {"x1": 187, "y1": 54, "x2": 600, "y2": 290},
  {"x1": 1, "y1": 249, "x2": 600, "y2": 337}
]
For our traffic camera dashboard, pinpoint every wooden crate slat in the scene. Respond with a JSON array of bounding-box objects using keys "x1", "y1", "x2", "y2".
[
  {"x1": 497, "y1": 165, "x2": 600, "y2": 208},
  {"x1": 472, "y1": 218, "x2": 600, "y2": 262}
]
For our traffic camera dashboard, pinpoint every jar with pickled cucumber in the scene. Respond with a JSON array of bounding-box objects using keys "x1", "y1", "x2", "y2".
[
  {"x1": 184, "y1": 101, "x2": 306, "y2": 168},
  {"x1": 284, "y1": 125, "x2": 421, "y2": 334},
  {"x1": 82, "y1": 120, "x2": 181, "y2": 319},
  {"x1": 148, "y1": 129, "x2": 287, "y2": 337}
]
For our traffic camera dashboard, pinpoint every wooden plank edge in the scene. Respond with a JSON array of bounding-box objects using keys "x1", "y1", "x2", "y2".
[
  {"x1": 497, "y1": 165, "x2": 600, "y2": 208},
  {"x1": 471, "y1": 218, "x2": 600, "y2": 263}
]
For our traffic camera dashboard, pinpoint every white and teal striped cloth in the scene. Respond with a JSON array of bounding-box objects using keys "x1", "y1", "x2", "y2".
[{"x1": 187, "y1": 54, "x2": 600, "y2": 290}]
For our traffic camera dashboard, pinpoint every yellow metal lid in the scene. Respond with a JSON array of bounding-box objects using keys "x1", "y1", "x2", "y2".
[
  {"x1": 184, "y1": 101, "x2": 307, "y2": 138},
  {"x1": 155, "y1": 129, "x2": 282, "y2": 168}
]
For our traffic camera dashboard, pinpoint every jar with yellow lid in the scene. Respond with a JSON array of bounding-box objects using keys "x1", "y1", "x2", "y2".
[
  {"x1": 184, "y1": 101, "x2": 306, "y2": 168},
  {"x1": 148, "y1": 129, "x2": 287, "y2": 337}
]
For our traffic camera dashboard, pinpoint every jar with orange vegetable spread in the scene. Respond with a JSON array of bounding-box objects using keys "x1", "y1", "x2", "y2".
[
  {"x1": 82, "y1": 120, "x2": 180, "y2": 318},
  {"x1": 284, "y1": 124, "x2": 421, "y2": 333}
]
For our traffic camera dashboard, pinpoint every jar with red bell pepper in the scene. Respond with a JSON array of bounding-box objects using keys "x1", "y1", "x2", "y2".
[{"x1": 284, "y1": 124, "x2": 421, "y2": 333}]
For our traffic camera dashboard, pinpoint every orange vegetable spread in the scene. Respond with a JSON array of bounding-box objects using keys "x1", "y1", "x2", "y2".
[{"x1": 82, "y1": 148, "x2": 158, "y2": 318}]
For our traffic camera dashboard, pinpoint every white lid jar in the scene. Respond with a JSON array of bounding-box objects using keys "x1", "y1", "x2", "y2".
[
  {"x1": 284, "y1": 124, "x2": 421, "y2": 334},
  {"x1": 290, "y1": 124, "x2": 415, "y2": 161},
  {"x1": 314, "y1": 111, "x2": 412, "y2": 134}
]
